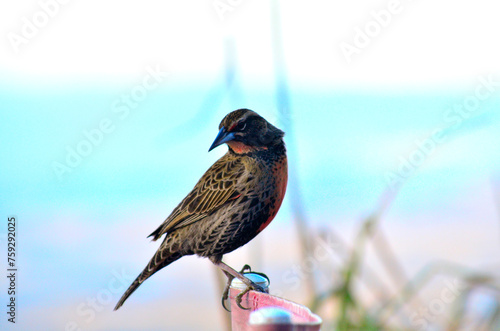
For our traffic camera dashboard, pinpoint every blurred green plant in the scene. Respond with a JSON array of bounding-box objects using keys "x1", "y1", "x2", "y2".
[{"x1": 299, "y1": 187, "x2": 500, "y2": 331}]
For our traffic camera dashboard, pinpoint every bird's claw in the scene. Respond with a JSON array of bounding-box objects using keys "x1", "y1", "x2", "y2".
[
  {"x1": 221, "y1": 274, "x2": 234, "y2": 312},
  {"x1": 234, "y1": 286, "x2": 252, "y2": 310},
  {"x1": 234, "y1": 280, "x2": 268, "y2": 310},
  {"x1": 221, "y1": 265, "x2": 269, "y2": 311}
]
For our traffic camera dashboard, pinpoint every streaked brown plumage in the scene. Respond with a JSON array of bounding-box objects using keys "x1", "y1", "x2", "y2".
[{"x1": 114, "y1": 108, "x2": 287, "y2": 310}]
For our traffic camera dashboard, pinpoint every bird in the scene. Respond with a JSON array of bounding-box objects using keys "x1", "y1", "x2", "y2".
[{"x1": 114, "y1": 108, "x2": 288, "y2": 310}]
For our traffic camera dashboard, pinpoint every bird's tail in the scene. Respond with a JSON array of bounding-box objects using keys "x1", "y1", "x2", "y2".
[{"x1": 114, "y1": 248, "x2": 182, "y2": 310}]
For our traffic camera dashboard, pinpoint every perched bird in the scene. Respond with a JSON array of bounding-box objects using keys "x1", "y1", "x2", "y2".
[{"x1": 114, "y1": 109, "x2": 288, "y2": 310}]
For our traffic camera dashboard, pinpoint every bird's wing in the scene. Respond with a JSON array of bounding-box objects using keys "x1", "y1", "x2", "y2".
[{"x1": 148, "y1": 156, "x2": 245, "y2": 240}]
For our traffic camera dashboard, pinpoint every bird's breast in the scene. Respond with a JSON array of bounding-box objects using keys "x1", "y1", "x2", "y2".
[{"x1": 257, "y1": 155, "x2": 288, "y2": 233}]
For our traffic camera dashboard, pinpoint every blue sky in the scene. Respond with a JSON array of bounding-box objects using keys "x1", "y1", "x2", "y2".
[{"x1": 1, "y1": 1, "x2": 500, "y2": 330}]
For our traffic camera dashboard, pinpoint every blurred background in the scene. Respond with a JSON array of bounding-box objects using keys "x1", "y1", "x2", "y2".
[{"x1": 1, "y1": 1, "x2": 500, "y2": 330}]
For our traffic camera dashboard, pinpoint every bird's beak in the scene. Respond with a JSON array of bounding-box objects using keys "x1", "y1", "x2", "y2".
[{"x1": 209, "y1": 127, "x2": 235, "y2": 152}]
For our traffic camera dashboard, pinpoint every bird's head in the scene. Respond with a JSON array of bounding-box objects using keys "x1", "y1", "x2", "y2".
[{"x1": 209, "y1": 109, "x2": 285, "y2": 154}]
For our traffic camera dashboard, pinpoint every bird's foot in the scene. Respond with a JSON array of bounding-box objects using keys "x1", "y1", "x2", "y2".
[
  {"x1": 221, "y1": 264, "x2": 269, "y2": 311},
  {"x1": 221, "y1": 272, "x2": 234, "y2": 312}
]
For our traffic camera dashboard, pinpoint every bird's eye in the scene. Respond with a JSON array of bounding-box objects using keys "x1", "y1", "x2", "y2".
[{"x1": 235, "y1": 122, "x2": 246, "y2": 131}]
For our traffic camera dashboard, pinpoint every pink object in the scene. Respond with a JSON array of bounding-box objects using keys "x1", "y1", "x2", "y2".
[{"x1": 230, "y1": 288, "x2": 322, "y2": 331}]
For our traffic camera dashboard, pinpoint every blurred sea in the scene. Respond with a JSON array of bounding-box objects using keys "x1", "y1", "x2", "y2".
[{"x1": 1, "y1": 80, "x2": 499, "y2": 330}]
